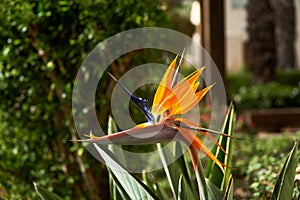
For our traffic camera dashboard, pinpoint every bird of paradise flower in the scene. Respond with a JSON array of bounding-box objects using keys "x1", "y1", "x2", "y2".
[{"x1": 78, "y1": 54, "x2": 232, "y2": 173}]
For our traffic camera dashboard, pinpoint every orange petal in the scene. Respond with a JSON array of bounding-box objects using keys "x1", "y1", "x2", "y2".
[
  {"x1": 173, "y1": 117, "x2": 229, "y2": 157},
  {"x1": 154, "y1": 68, "x2": 209, "y2": 116},
  {"x1": 167, "y1": 82, "x2": 200, "y2": 115},
  {"x1": 177, "y1": 67, "x2": 204, "y2": 86},
  {"x1": 152, "y1": 66, "x2": 205, "y2": 116},
  {"x1": 154, "y1": 81, "x2": 196, "y2": 116},
  {"x1": 171, "y1": 84, "x2": 214, "y2": 116},
  {"x1": 188, "y1": 145, "x2": 199, "y2": 172},
  {"x1": 178, "y1": 127, "x2": 224, "y2": 171},
  {"x1": 196, "y1": 83, "x2": 215, "y2": 102},
  {"x1": 152, "y1": 56, "x2": 178, "y2": 113}
]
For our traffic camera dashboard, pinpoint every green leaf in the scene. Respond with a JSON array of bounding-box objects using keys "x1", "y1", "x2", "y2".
[
  {"x1": 174, "y1": 142, "x2": 191, "y2": 187},
  {"x1": 93, "y1": 144, "x2": 158, "y2": 200},
  {"x1": 33, "y1": 182, "x2": 63, "y2": 200},
  {"x1": 107, "y1": 116, "x2": 127, "y2": 166},
  {"x1": 107, "y1": 116, "x2": 125, "y2": 200},
  {"x1": 176, "y1": 143, "x2": 198, "y2": 200},
  {"x1": 186, "y1": 145, "x2": 209, "y2": 200},
  {"x1": 271, "y1": 141, "x2": 298, "y2": 200},
  {"x1": 206, "y1": 103, "x2": 235, "y2": 190},
  {"x1": 107, "y1": 116, "x2": 145, "y2": 200},
  {"x1": 177, "y1": 175, "x2": 183, "y2": 200},
  {"x1": 206, "y1": 178, "x2": 224, "y2": 200},
  {"x1": 194, "y1": 149, "x2": 209, "y2": 200},
  {"x1": 157, "y1": 142, "x2": 197, "y2": 200},
  {"x1": 157, "y1": 143, "x2": 180, "y2": 199},
  {"x1": 180, "y1": 175, "x2": 198, "y2": 200},
  {"x1": 223, "y1": 175, "x2": 233, "y2": 200},
  {"x1": 108, "y1": 169, "x2": 132, "y2": 200},
  {"x1": 142, "y1": 170, "x2": 157, "y2": 195},
  {"x1": 175, "y1": 168, "x2": 198, "y2": 200}
]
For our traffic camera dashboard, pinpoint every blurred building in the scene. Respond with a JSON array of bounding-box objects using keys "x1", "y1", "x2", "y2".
[{"x1": 225, "y1": 0, "x2": 300, "y2": 71}]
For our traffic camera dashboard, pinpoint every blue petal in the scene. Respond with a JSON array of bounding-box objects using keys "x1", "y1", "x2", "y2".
[{"x1": 108, "y1": 72, "x2": 155, "y2": 123}]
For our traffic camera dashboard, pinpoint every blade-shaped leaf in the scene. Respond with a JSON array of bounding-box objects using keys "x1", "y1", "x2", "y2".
[
  {"x1": 142, "y1": 170, "x2": 159, "y2": 196},
  {"x1": 174, "y1": 142, "x2": 198, "y2": 198},
  {"x1": 223, "y1": 175, "x2": 233, "y2": 200},
  {"x1": 34, "y1": 182, "x2": 63, "y2": 200},
  {"x1": 93, "y1": 144, "x2": 158, "y2": 200},
  {"x1": 107, "y1": 116, "x2": 127, "y2": 167},
  {"x1": 186, "y1": 144, "x2": 209, "y2": 200},
  {"x1": 206, "y1": 103, "x2": 235, "y2": 190},
  {"x1": 157, "y1": 143, "x2": 180, "y2": 199},
  {"x1": 179, "y1": 175, "x2": 198, "y2": 200},
  {"x1": 177, "y1": 175, "x2": 184, "y2": 200},
  {"x1": 157, "y1": 142, "x2": 198, "y2": 200},
  {"x1": 192, "y1": 147, "x2": 208, "y2": 200},
  {"x1": 205, "y1": 178, "x2": 224, "y2": 200},
  {"x1": 271, "y1": 141, "x2": 298, "y2": 200},
  {"x1": 107, "y1": 116, "x2": 128, "y2": 200},
  {"x1": 109, "y1": 169, "x2": 132, "y2": 200}
]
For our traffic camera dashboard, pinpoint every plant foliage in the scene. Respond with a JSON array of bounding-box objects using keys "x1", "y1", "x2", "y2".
[{"x1": 0, "y1": 0, "x2": 167, "y2": 198}]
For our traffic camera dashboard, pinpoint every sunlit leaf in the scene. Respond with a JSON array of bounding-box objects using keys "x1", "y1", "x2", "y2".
[{"x1": 93, "y1": 144, "x2": 158, "y2": 200}]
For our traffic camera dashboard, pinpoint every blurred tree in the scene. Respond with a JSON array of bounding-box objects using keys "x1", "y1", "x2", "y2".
[
  {"x1": 0, "y1": 0, "x2": 167, "y2": 199},
  {"x1": 246, "y1": 0, "x2": 276, "y2": 84},
  {"x1": 271, "y1": 0, "x2": 296, "y2": 69}
]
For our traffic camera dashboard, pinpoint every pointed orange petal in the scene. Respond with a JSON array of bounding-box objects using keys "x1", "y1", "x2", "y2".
[
  {"x1": 195, "y1": 83, "x2": 215, "y2": 102},
  {"x1": 154, "y1": 81, "x2": 195, "y2": 116},
  {"x1": 153, "y1": 67, "x2": 205, "y2": 116},
  {"x1": 171, "y1": 83, "x2": 214, "y2": 115},
  {"x1": 178, "y1": 127, "x2": 224, "y2": 171},
  {"x1": 168, "y1": 82, "x2": 200, "y2": 115},
  {"x1": 173, "y1": 117, "x2": 229, "y2": 157},
  {"x1": 152, "y1": 56, "x2": 178, "y2": 113},
  {"x1": 179, "y1": 67, "x2": 204, "y2": 85},
  {"x1": 164, "y1": 68, "x2": 207, "y2": 116}
]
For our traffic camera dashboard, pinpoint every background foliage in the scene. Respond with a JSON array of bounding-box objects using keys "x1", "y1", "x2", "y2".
[
  {"x1": 1, "y1": 0, "x2": 299, "y2": 199},
  {"x1": 233, "y1": 132, "x2": 300, "y2": 199},
  {"x1": 227, "y1": 70, "x2": 300, "y2": 111},
  {"x1": 0, "y1": 0, "x2": 169, "y2": 199}
]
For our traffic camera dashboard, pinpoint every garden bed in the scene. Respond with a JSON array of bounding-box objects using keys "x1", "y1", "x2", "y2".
[{"x1": 245, "y1": 107, "x2": 300, "y2": 131}]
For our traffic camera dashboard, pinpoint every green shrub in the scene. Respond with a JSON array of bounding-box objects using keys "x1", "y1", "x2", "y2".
[
  {"x1": 233, "y1": 82, "x2": 300, "y2": 110},
  {"x1": 227, "y1": 70, "x2": 300, "y2": 111},
  {"x1": 0, "y1": 0, "x2": 167, "y2": 199}
]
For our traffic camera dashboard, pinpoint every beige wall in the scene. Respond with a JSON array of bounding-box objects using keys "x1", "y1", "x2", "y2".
[{"x1": 225, "y1": 0, "x2": 300, "y2": 72}]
